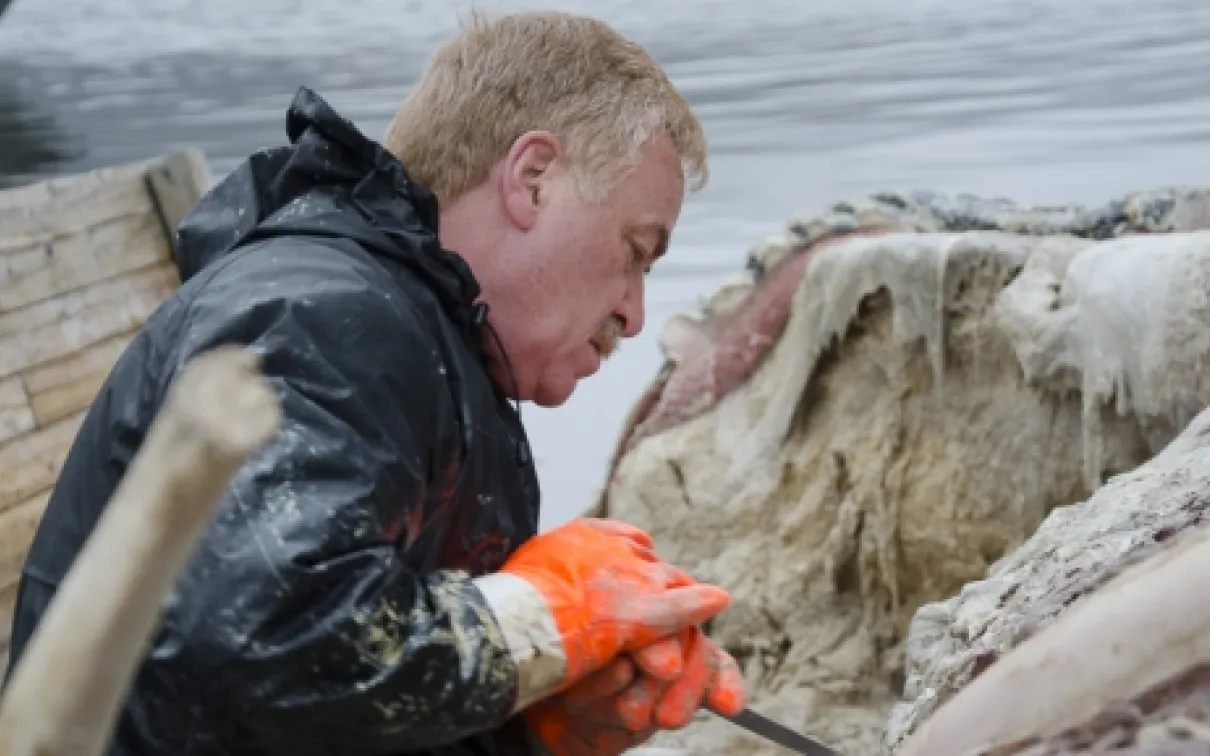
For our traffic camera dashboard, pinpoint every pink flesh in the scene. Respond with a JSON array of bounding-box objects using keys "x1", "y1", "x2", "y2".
[
  {"x1": 592, "y1": 230, "x2": 895, "y2": 515},
  {"x1": 611, "y1": 229, "x2": 894, "y2": 463},
  {"x1": 621, "y1": 247, "x2": 817, "y2": 453}
]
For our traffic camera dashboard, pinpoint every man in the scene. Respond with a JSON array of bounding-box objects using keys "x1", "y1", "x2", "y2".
[{"x1": 5, "y1": 10, "x2": 745, "y2": 756}]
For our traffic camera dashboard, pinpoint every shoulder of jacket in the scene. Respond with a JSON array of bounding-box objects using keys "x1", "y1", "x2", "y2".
[
  {"x1": 207, "y1": 237, "x2": 421, "y2": 308},
  {"x1": 181, "y1": 237, "x2": 443, "y2": 358}
]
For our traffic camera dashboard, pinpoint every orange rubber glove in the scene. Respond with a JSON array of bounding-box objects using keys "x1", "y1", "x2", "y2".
[
  {"x1": 472, "y1": 518, "x2": 731, "y2": 713},
  {"x1": 521, "y1": 628, "x2": 746, "y2": 755},
  {"x1": 621, "y1": 626, "x2": 746, "y2": 730},
  {"x1": 522, "y1": 655, "x2": 659, "y2": 755},
  {"x1": 571, "y1": 521, "x2": 747, "y2": 727}
]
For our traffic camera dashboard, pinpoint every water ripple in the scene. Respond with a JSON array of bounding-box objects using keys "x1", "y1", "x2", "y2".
[{"x1": 3, "y1": 0, "x2": 1210, "y2": 521}]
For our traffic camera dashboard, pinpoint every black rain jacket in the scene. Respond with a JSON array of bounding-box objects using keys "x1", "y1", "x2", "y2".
[{"x1": 5, "y1": 86, "x2": 543, "y2": 756}]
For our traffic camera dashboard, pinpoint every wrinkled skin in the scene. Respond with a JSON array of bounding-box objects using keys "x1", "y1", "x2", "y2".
[{"x1": 439, "y1": 131, "x2": 685, "y2": 407}]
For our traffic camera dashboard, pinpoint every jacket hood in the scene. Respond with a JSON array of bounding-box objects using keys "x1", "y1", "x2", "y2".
[{"x1": 173, "y1": 86, "x2": 482, "y2": 331}]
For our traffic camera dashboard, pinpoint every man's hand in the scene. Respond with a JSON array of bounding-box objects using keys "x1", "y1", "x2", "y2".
[
  {"x1": 523, "y1": 655, "x2": 657, "y2": 755},
  {"x1": 578, "y1": 521, "x2": 747, "y2": 728},
  {"x1": 624, "y1": 627, "x2": 745, "y2": 729},
  {"x1": 518, "y1": 513, "x2": 747, "y2": 756},
  {"x1": 484, "y1": 518, "x2": 732, "y2": 709},
  {"x1": 523, "y1": 628, "x2": 745, "y2": 756}
]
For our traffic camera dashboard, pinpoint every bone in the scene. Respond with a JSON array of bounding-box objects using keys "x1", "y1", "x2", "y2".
[
  {"x1": 0, "y1": 345, "x2": 281, "y2": 756},
  {"x1": 895, "y1": 524, "x2": 1210, "y2": 756}
]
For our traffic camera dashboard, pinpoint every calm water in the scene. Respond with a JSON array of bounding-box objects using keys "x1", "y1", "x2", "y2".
[{"x1": 3, "y1": 0, "x2": 1210, "y2": 528}]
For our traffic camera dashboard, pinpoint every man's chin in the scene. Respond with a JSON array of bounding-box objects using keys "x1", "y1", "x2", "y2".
[
  {"x1": 531, "y1": 386, "x2": 574, "y2": 408},
  {"x1": 531, "y1": 354, "x2": 606, "y2": 407},
  {"x1": 532, "y1": 376, "x2": 579, "y2": 408}
]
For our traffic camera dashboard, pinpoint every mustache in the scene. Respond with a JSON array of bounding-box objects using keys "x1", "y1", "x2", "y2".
[{"x1": 591, "y1": 316, "x2": 625, "y2": 358}]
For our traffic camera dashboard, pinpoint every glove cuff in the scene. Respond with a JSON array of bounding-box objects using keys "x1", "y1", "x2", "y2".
[{"x1": 474, "y1": 572, "x2": 569, "y2": 713}]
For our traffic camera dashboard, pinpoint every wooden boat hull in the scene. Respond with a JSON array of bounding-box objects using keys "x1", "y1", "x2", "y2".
[{"x1": 0, "y1": 150, "x2": 211, "y2": 668}]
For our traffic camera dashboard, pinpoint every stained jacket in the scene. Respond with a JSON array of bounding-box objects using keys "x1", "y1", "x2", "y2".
[{"x1": 5, "y1": 86, "x2": 542, "y2": 756}]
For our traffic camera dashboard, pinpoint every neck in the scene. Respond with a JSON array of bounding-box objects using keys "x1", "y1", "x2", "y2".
[
  {"x1": 438, "y1": 189, "x2": 524, "y2": 399},
  {"x1": 439, "y1": 184, "x2": 505, "y2": 271}
]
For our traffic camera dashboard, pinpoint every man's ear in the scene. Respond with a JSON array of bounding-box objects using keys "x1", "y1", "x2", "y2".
[{"x1": 501, "y1": 130, "x2": 562, "y2": 232}]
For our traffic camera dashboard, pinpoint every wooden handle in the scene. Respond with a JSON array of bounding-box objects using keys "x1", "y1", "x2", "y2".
[{"x1": 0, "y1": 345, "x2": 281, "y2": 756}]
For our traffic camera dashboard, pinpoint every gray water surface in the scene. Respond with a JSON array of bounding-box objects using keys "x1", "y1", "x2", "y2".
[{"x1": 3, "y1": 0, "x2": 1210, "y2": 527}]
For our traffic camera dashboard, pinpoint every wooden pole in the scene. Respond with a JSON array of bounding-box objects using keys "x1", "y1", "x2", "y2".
[{"x1": 0, "y1": 345, "x2": 281, "y2": 756}]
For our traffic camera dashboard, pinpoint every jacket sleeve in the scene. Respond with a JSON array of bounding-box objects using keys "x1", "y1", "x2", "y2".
[{"x1": 148, "y1": 249, "x2": 529, "y2": 753}]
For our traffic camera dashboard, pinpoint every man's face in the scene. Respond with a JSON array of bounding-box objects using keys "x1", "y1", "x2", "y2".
[{"x1": 493, "y1": 134, "x2": 686, "y2": 407}]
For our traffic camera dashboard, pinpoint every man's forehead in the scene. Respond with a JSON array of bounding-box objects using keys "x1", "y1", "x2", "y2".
[{"x1": 614, "y1": 141, "x2": 685, "y2": 255}]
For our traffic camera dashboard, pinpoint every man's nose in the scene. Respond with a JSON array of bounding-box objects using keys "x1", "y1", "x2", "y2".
[{"x1": 617, "y1": 277, "x2": 646, "y2": 338}]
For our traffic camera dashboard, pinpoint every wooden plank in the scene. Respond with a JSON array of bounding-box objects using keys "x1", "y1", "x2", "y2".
[
  {"x1": 0, "y1": 176, "x2": 150, "y2": 256},
  {"x1": 0, "y1": 263, "x2": 179, "y2": 380},
  {"x1": 22, "y1": 332, "x2": 133, "y2": 428},
  {"x1": 0, "y1": 149, "x2": 210, "y2": 314},
  {"x1": 0, "y1": 377, "x2": 35, "y2": 444},
  {"x1": 145, "y1": 150, "x2": 213, "y2": 241},
  {"x1": 0, "y1": 149, "x2": 208, "y2": 242},
  {"x1": 0, "y1": 162, "x2": 150, "y2": 240},
  {"x1": 0, "y1": 411, "x2": 85, "y2": 514},
  {"x1": 0, "y1": 489, "x2": 51, "y2": 670},
  {"x1": 0, "y1": 490, "x2": 50, "y2": 599},
  {"x1": 0, "y1": 491, "x2": 53, "y2": 666},
  {"x1": 0, "y1": 579, "x2": 18, "y2": 671},
  {"x1": 0, "y1": 149, "x2": 211, "y2": 672},
  {"x1": 1, "y1": 211, "x2": 171, "y2": 315}
]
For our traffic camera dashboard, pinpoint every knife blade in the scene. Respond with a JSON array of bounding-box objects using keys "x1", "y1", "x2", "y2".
[{"x1": 711, "y1": 706, "x2": 841, "y2": 755}]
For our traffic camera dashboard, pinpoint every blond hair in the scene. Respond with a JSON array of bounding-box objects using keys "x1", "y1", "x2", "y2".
[{"x1": 383, "y1": 11, "x2": 707, "y2": 207}]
